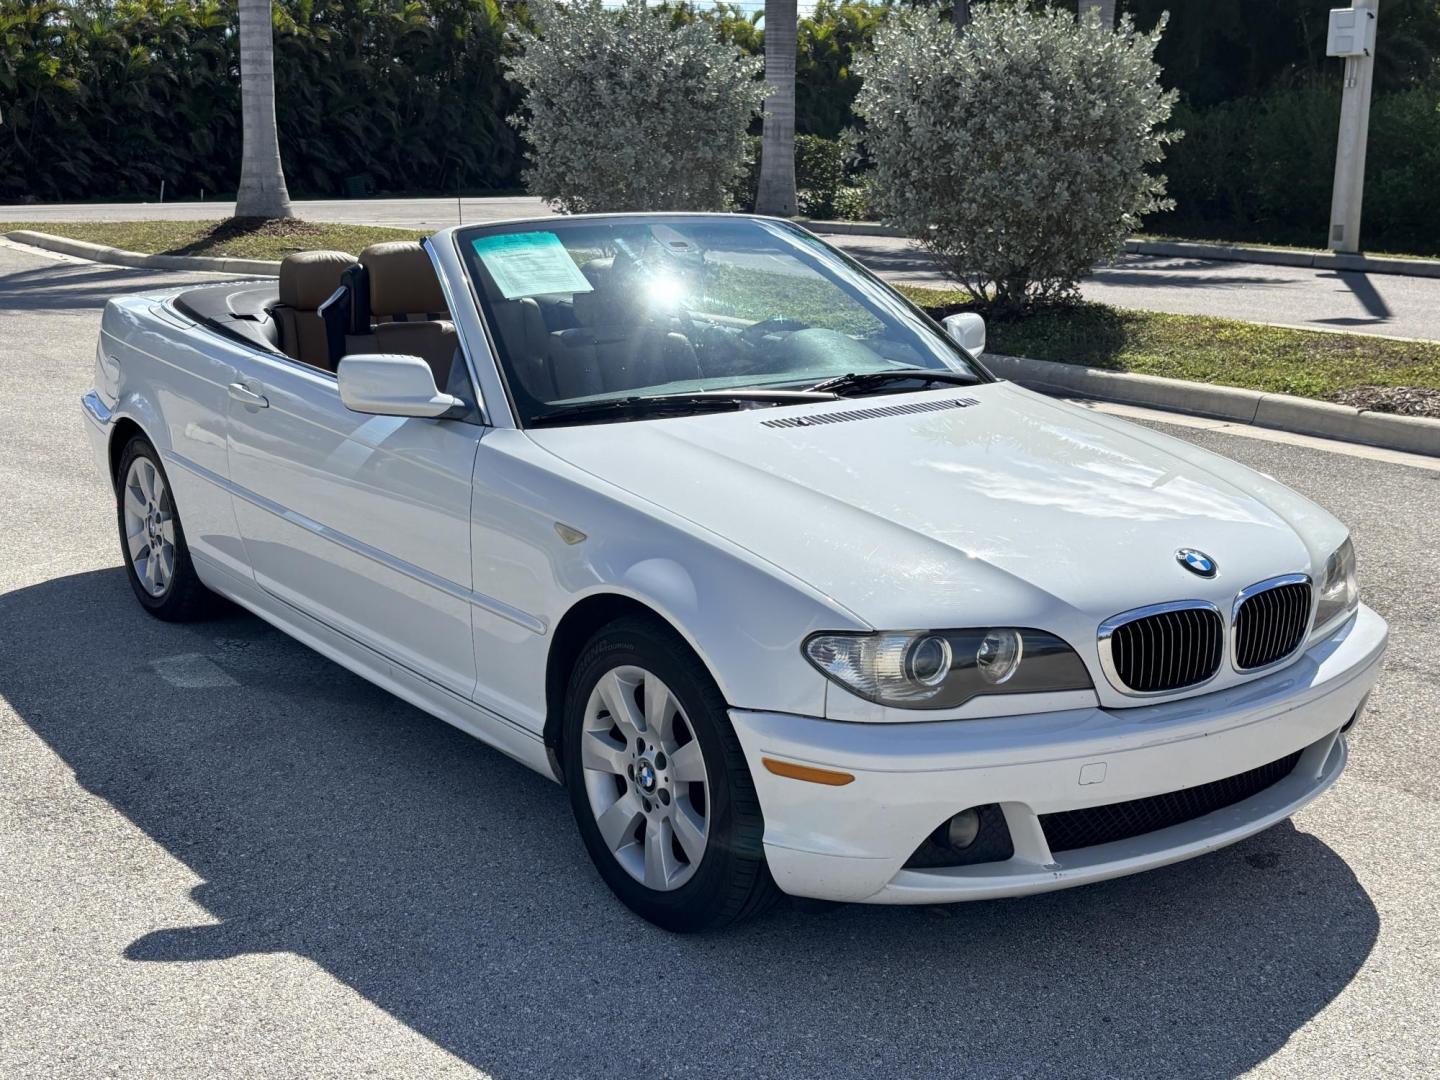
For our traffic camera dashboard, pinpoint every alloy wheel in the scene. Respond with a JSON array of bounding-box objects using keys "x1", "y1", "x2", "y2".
[
  {"x1": 580, "y1": 665, "x2": 711, "y2": 891},
  {"x1": 122, "y1": 456, "x2": 175, "y2": 597}
]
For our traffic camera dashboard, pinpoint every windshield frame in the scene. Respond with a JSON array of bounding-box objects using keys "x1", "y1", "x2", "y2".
[{"x1": 451, "y1": 213, "x2": 994, "y2": 429}]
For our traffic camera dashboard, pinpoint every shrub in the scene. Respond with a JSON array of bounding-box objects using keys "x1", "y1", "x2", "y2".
[
  {"x1": 852, "y1": 4, "x2": 1178, "y2": 314},
  {"x1": 795, "y1": 134, "x2": 848, "y2": 217},
  {"x1": 505, "y1": 0, "x2": 765, "y2": 213},
  {"x1": 730, "y1": 133, "x2": 850, "y2": 216},
  {"x1": 831, "y1": 183, "x2": 876, "y2": 222}
]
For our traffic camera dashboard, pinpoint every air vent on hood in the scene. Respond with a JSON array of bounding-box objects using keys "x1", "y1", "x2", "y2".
[{"x1": 760, "y1": 396, "x2": 981, "y2": 429}]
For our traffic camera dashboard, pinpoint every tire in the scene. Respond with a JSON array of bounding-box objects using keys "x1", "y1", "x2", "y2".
[
  {"x1": 114, "y1": 435, "x2": 221, "y2": 622},
  {"x1": 562, "y1": 615, "x2": 780, "y2": 932}
]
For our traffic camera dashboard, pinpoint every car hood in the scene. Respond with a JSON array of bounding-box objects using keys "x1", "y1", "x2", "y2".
[{"x1": 525, "y1": 383, "x2": 1344, "y2": 633}]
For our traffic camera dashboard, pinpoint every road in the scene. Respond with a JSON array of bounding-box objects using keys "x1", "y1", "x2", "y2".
[
  {"x1": 1, "y1": 242, "x2": 1437, "y2": 1079},
  {"x1": 6, "y1": 196, "x2": 1440, "y2": 340}
]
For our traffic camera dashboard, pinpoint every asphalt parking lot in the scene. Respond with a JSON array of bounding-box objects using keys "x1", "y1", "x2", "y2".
[{"x1": 1, "y1": 242, "x2": 1437, "y2": 1079}]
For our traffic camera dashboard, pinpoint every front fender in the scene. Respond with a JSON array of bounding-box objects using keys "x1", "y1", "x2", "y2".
[
  {"x1": 474, "y1": 429, "x2": 865, "y2": 722},
  {"x1": 571, "y1": 542, "x2": 856, "y2": 718}
]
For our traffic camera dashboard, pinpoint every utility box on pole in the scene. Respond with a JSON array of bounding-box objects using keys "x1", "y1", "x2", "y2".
[{"x1": 1326, "y1": 1, "x2": 1379, "y2": 253}]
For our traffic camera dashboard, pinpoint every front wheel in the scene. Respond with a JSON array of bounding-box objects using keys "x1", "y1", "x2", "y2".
[
  {"x1": 562, "y1": 616, "x2": 779, "y2": 931},
  {"x1": 115, "y1": 435, "x2": 220, "y2": 621}
]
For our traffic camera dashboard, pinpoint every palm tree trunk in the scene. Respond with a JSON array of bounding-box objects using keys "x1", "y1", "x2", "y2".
[
  {"x1": 952, "y1": 0, "x2": 970, "y2": 30},
  {"x1": 234, "y1": 0, "x2": 292, "y2": 219},
  {"x1": 755, "y1": 0, "x2": 797, "y2": 217},
  {"x1": 1078, "y1": 0, "x2": 1116, "y2": 27}
]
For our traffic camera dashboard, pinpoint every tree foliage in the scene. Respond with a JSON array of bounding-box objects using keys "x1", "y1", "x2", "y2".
[
  {"x1": 656, "y1": 0, "x2": 897, "y2": 139},
  {"x1": 505, "y1": 0, "x2": 765, "y2": 213},
  {"x1": 1161, "y1": 83, "x2": 1440, "y2": 253},
  {"x1": 853, "y1": 3, "x2": 1177, "y2": 313},
  {"x1": 1117, "y1": 0, "x2": 1440, "y2": 106},
  {"x1": 0, "y1": 0, "x2": 521, "y2": 202}
]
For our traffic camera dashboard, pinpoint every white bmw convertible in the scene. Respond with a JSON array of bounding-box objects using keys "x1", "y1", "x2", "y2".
[{"x1": 82, "y1": 214, "x2": 1387, "y2": 930}]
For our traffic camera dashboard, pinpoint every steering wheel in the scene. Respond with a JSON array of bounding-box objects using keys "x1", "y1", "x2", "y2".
[{"x1": 739, "y1": 316, "x2": 810, "y2": 346}]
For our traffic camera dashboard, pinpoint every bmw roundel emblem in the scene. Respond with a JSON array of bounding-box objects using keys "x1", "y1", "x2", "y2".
[{"x1": 1176, "y1": 548, "x2": 1217, "y2": 578}]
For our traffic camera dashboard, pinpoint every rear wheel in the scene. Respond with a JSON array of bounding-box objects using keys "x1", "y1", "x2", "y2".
[
  {"x1": 115, "y1": 436, "x2": 220, "y2": 621},
  {"x1": 562, "y1": 616, "x2": 779, "y2": 931}
]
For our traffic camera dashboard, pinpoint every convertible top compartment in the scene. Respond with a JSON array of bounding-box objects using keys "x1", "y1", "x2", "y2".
[{"x1": 173, "y1": 282, "x2": 284, "y2": 354}]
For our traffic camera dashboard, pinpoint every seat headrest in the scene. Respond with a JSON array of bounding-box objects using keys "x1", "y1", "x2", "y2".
[
  {"x1": 278, "y1": 250, "x2": 357, "y2": 309},
  {"x1": 360, "y1": 240, "x2": 448, "y2": 317},
  {"x1": 573, "y1": 258, "x2": 627, "y2": 327}
]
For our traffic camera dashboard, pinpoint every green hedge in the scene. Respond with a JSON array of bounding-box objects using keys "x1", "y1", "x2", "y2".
[
  {"x1": 0, "y1": 0, "x2": 523, "y2": 202},
  {"x1": 6, "y1": 0, "x2": 1439, "y2": 253},
  {"x1": 0, "y1": 0, "x2": 886, "y2": 204},
  {"x1": 1158, "y1": 84, "x2": 1440, "y2": 254},
  {"x1": 731, "y1": 134, "x2": 855, "y2": 217}
]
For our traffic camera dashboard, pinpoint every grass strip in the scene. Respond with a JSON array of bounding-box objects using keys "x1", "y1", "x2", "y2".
[
  {"x1": 2, "y1": 218, "x2": 428, "y2": 261},
  {"x1": 897, "y1": 287, "x2": 1440, "y2": 418}
]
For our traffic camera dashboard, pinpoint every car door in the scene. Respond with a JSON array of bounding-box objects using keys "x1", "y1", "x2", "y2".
[{"x1": 224, "y1": 351, "x2": 480, "y2": 698}]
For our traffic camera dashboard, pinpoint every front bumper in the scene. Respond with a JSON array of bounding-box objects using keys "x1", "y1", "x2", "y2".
[
  {"x1": 81, "y1": 390, "x2": 114, "y2": 480},
  {"x1": 730, "y1": 604, "x2": 1387, "y2": 904}
]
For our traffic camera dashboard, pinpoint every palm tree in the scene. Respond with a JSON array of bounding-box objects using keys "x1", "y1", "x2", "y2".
[
  {"x1": 1078, "y1": 1, "x2": 1115, "y2": 28},
  {"x1": 234, "y1": 0, "x2": 292, "y2": 219},
  {"x1": 755, "y1": 0, "x2": 797, "y2": 217}
]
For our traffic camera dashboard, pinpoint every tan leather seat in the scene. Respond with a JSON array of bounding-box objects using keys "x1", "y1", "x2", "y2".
[
  {"x1": 480, "y1": 295, "x2": 552, "y2": 401},
  {"x1": 356, "y1": 241, "x2": 458, "y2": 385},
  {"x1": 469, "y1": 260, "x2": 555, "y2": 400},
  {"x1": 547, "y1": 257, "x2": 702, "y2": 399},
  {"x1": 273, "y1": 250, "x2": 357, "y2": 370}
]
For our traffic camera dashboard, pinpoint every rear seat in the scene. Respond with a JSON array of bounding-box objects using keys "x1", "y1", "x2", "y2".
[
  {"x1": 348, "y1": 241, "x2": 459, "y2": 387},
  {"x1": 272, "y1": 250, "x2": 357, "y2": 370}
]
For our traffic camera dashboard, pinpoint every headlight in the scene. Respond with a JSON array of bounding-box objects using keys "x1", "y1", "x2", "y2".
[
  {"x1": 1312, "y1": 537, "x2": 1359, "y2": 636},
  {"x1": 803, "y1": 628, "x2": 1092, "y2": 709}
]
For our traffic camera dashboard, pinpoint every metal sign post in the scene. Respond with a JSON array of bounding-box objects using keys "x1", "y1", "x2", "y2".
[{"x1": 1327, "y1": 0, "x2": 1379, "y2": 253}]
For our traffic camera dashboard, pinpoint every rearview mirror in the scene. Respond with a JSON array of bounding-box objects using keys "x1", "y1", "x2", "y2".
[
  {"x1": 942, "y1": 312, "x2": 986, "y2": 357},
  {"x1": 337, "y1": 354, "x2": 465, "y2": 419}
]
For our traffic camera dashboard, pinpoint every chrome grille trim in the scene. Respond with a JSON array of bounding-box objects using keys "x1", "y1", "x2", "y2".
[
  {"x1": 1097, "y1": 600, "x2": 1224, "y2": 697},
  {"x1": 1231, "y1": 574, "x2": 1313, "y2": 673}
]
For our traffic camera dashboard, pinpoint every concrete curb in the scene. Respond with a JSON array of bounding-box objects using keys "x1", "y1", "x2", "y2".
[
  {"x1": 6, "y1": 230, "x2": 281, "y2": 277},
  {"x1": 802, "y1": 219, "x2": 898, "y2": 238},
  {"x1": 984, "y1": 352, "x2": 1440, "y2": 458},
  {"x1": 1122, "y1": 238, "x2": 1440, "y2": 279},
  {"x1": 802, "y1": 221, "x2": 1440, "y2": 279}
]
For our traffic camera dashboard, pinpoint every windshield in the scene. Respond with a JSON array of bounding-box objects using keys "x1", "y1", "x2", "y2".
[{"x1": 456, "y1": 215, "x2": 984, "y2": 426}]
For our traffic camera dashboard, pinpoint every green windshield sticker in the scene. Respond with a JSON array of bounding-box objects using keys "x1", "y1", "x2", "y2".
[{"x1": 470, "y1": 231, "x2": 594, "y2": 299}]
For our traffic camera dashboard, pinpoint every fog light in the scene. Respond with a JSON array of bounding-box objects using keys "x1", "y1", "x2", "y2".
[
  {"x1": 1342, "y1": 692, "x2": 1369, "y2": 733},
  {"x1": 946, "y1": 808, "x2": 980, "y2": 849},
  {"x1": 976, "y1": 628, "x2": 1023, "y2": 684}
]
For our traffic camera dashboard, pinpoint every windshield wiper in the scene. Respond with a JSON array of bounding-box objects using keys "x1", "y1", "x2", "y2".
[
  {"x1": 805, "y1": 368, "x2": 979, "y2": 396},
  {"x1": 527, "y1": 389, "x2": 837, "y2": 428}
]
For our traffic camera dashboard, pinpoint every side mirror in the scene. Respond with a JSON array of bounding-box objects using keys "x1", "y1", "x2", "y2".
[
  {"x1": 942, "y1": 312, "x2": 986, "y2": 357},
  {"x1": 337, "y1": 354, "x2": 465, "y2": 419}
]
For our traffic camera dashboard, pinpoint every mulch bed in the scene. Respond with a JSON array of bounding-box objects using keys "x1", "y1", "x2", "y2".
[{"x1": 1333, "y1": 385, "x2": 1440, "y2": 419}]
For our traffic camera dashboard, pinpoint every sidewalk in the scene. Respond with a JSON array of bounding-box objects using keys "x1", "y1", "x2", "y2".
[
  {"x1": 6, "y1": 197, "x2": 1439, "y2": 280},
  {"x1": 803, "y1": 219, "x2": 1440, "y2": 280}
]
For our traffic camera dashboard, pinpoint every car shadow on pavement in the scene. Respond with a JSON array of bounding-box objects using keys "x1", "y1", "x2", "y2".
[
  {"x1": 1085, "y1": 258, "x2": 1285, "y2": 291},
  {"x1": 1, "y1": 569, "x2": 1380, "y2": 1080},
  {"x1": 0, "y1": 260, "x2": 231, "y2": 313}
]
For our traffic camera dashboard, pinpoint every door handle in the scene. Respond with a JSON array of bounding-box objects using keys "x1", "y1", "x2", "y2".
[{"x1": 228, "y1": 382, "x2": 269, "y2": 408}]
